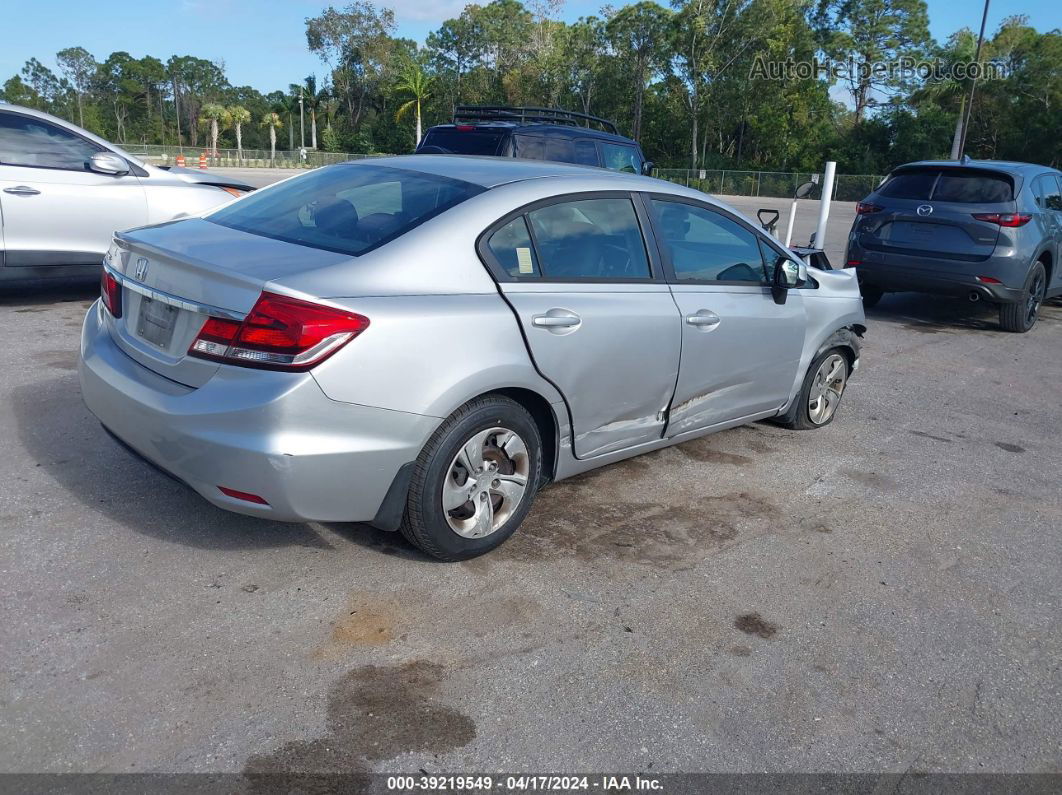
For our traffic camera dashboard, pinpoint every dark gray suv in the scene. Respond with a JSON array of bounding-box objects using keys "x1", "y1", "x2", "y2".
[{"x1": 845, "y1": 159, "x2": 1062, "y2": 332}]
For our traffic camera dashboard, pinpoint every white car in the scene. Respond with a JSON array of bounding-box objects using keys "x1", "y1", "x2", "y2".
[{"x1": 0, "y1": 104, "x2": 253, "y2": 285}]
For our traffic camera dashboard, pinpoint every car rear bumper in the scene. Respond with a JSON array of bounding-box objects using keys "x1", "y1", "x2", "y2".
[
  {"x1": 78, "y1": 300, "x2": 438, "y2": 523},
  {"x1": 846, "y1": 246, "x2": 1026, "y2": 303}
]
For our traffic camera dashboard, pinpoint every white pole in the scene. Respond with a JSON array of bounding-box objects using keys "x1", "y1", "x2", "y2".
[
  {"x1": 814, "y1": 161, "x2": 836, "y2": 248},
  {"x1": 784, "y1": 198, "x2": 798, "y2": 247}
]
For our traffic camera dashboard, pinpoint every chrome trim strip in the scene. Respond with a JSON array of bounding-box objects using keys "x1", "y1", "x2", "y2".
[{"x1": 104, "y1": 263, "x2": 246, "y2": 321}]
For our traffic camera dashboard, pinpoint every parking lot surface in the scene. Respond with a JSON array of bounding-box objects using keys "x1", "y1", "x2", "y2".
[{"x1": 1, "y1": 176, "x2": 1060, "y2": 778}]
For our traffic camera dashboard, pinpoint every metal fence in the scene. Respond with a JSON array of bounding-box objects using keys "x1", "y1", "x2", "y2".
[
  {"x1": 123, "y1": 147, "x2": 884, "y2": 201},
  {"x1": 126, "y1": 144, "x2": 385, "y2": 170},
  {"x1": 653, "y1": 169, "x2": 884, "y2": 202}
]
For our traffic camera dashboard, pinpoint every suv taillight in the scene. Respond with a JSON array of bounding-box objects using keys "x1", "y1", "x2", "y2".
[
  {"x1": 101, "y1": 270, "x2": 122, "y2": 318},
  {"x1": 856, "y1": 202, "x2": 883, "y2": 215},
  {"x1": 188, "y1": 292, "x2": 369, "y2": 371},
  {"x1": 971, "y1": 212, "x2": 1031, "y2": 228}
]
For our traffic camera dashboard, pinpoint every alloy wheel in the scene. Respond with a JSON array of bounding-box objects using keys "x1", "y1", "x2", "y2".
[
  {"x1": 807, "y1": 354, "x2": 847, "y2": 426},
  {"x1": 442, "y1": 427, "x2": 530, "y2": 539},
  {"x1": 1026, "y1": 271, "x2": 1045, "y2": 325}
]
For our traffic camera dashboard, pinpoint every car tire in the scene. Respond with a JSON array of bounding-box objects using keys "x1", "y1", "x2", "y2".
[
  {"x1": 400, "y1": 395, "x2": 542, "y2": 561},
  {"x1": 998, "y1": 261, "x2": 1046, "y2": 333},
  {"x1": 860, "y1": 284, "x2": 884, "y2": 308},
  {"x1": 774, "y1": 348, "x2": 851, "y2": 430}
]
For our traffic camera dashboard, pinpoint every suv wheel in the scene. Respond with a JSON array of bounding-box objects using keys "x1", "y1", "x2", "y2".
[
  {"x1": 774, "y1": 349, "x2": 850, "y2": 430},
  {"x1": 400, "y1": 395, "x2": 542, "y2": 560},
  {"x1": 999, "y1": 261, "x2": 1046, "y2": 333}
]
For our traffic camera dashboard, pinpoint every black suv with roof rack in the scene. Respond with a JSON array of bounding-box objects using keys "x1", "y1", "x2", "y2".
[{"x1": 415, "y1": 106, "x2": 654, "y2": 176}]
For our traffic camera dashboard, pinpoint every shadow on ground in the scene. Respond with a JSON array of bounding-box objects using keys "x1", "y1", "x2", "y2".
[
  {"x1": 11, "y1": 373, "x2": 368, "y2": 552},
  {"x1": 865, "y1": 292, "x2": 1062, "y2": 334}
]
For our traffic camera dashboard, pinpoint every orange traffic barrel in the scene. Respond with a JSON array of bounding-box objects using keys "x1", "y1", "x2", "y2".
[
  {"x1": 175, "y1": 154, "x2": 185, "y2": 168},
  {"x1": 199, "y1": 153, "x2": 207, "y2": 169}
]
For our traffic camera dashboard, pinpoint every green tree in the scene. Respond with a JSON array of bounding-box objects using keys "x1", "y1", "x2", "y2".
[
  {"x1": 261, "y1": 111, "x2": 282, "y2": 163},
  {"x1": 814, "y1": 0, "x2": 932, "y2": 122},
  {"x1": 393, "y1": 57, "x2": 434, "y2": 145},
  {"x1": 56, "y1": 47, "x2": 97, "y2": 127},
  {"x1": 606, "y1": 2, "x2": 673, "y2": 140},
  {"x1": 228, "y1": 105, "x2": 251, "y2": 159},
  {"x1": 200, "y1": 102, "x2": 230, "y2": 155}
]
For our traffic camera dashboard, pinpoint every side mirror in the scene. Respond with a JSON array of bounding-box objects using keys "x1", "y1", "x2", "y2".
[
  {"x1": 641, "y1": 160, "x2": 655, "y2": 176},
  {"x1": 90, "y1": 152, "x2": 129, "y2": 176},
  {"x1": 795, "y1": 181, "x2": 818, "y2": 199},
  {"x1": 771, "y1": 257, "x2": 806, "y2": 304}
]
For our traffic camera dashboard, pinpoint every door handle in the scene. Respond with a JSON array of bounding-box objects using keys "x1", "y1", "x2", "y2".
[
  {"x1": 685, "y1": 311, "x2": 721, "y2": 327},
  {"x1": 532, "y1": 312, "x2": 581, "y2": 328},
  {"x1": 3, "y1": 186, "x2": 41, "y2": 196}
]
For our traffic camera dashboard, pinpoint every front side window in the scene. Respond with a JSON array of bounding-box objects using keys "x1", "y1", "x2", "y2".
[
  {"x1": 650, "y1": 199, "x2": 767, "y2": 284},
  {"x1": 0, "y1": 112, "x2": 102, "y2": 170},
  {"x1": 526, "y1": 197, "x2": 651, "y2": 280},
  {"x1": 208, "y1": 164, "x2": 484, "y2": 257},
  {"x1": 599, "y1": 142, "x2": 642, "y2": 174}
]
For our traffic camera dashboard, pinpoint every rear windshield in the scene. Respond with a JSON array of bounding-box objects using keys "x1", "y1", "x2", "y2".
[
  {"x1": 206, "y1": 164, "x2": 484, "y2": 256},
  {"x1": 878, "y1": 168, "x2": 1013, "y2": 203},
  {"x1": 419, "y1": 128, "x2": 507, "y2": 156}
]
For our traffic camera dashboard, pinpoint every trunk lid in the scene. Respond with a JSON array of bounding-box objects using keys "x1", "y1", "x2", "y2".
[{"x1": 107, "y1": 218, "x2": 350, "y2": 387}]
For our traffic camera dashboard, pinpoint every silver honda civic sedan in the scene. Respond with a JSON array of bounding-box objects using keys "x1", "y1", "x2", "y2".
[{"x1": 79, "y1": 155, "x2": 866, "y2": 560}]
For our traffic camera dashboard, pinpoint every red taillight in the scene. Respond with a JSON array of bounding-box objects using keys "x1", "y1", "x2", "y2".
[
  {"x1": 218, "y1": 486, "x2": 269, "y2": 505},
  {"x1": 189, "y1": 292, "x2": 369, "y2": 371},
  {"x1": 101, "y1": 270, "x2": 122, "y2": 318},
  {"x1": 856, "y1": 202, "x2": 883, "y2": 215},
  {"x1": 845, "y1": 260, "x2": 861, "y2": 267},
  {"x1": 976, "y1": 275, "x2": 1002, "y2": 284},
  {"x1": 972, "y1": 213, "x2": 1032, "y2": 227},
  {"x1": 455, "y1": 125, "x2": 475, "y2": 131}
]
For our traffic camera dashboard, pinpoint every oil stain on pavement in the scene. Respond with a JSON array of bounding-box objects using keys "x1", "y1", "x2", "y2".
[{"x1": 243, "y1": 660, "x2": 475, "y2": 791}]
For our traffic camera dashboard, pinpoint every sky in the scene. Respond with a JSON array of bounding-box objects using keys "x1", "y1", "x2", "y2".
[{"x1": 1, "y1": 0, "x2": 1058, "y2": 95}]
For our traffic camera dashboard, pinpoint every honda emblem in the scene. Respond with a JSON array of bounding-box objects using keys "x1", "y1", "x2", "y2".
[{"x1": 134, "y1": 257, "x2": 149, "y2": 281}]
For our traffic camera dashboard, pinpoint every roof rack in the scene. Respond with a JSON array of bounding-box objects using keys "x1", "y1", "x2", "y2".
[{"x1": 453, "y1": 105, "x2": 619, "y2": 135}]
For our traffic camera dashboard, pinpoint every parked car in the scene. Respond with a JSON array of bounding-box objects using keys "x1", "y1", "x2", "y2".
[
  {"x1": 79, "y1": 156, "x2": 865, "y2": 560},
  {"x1": 845, "y1": 158, "x2": 1062, "y2": 332},
  {"x1": 0, "y1": 103, "x2": 253, "y2": 286},
  {"x1": 416, "y1": 105, "x2": 654, "y2": 175}
]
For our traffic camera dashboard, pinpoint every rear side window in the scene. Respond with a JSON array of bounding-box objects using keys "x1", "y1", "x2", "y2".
[
  {"x1": 419, "y1": 128, "x2": 506, "y2": 156},
  {"x1": 526, "y1": 198, "x2": 650, "y2": 280},
  {"x1": 573, "y1": 140, "x2": 599, "y2": 166},
  {"x1": 514, "y1": 135, "x2": 546, "y2": 160},
  {"x1": 1034, "y1": 176, "x2": 1062, "y2": 211},
  {"x1": 207, "y1": 164, "x2": 484, "y2": 257},
  {"x1": 487, "y1": 216, "x2": 540, "y2": 278},
  {"x1": 0, "y1": 112, "x2": 102, "y2": 170},
  {"x1": 879, "y1": 168, "x2": 1013, "y2": 203}
]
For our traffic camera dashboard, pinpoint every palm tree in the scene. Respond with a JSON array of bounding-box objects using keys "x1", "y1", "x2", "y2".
[
  {"x1": 199, "y1": 103, "x2": 230, "y2": 158},
  {"x1": 394, "y1": 58, "x2": 434, "y2": 147},
  {"x1": 261, "y1": 111, "x2": 282, "y2": 166},
  {"x1": 228, "y1": 105, "x2": 252, "y2": 162},
  {"x1": 304, "y1": 75, "x2": 330, "y2": 150}
]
